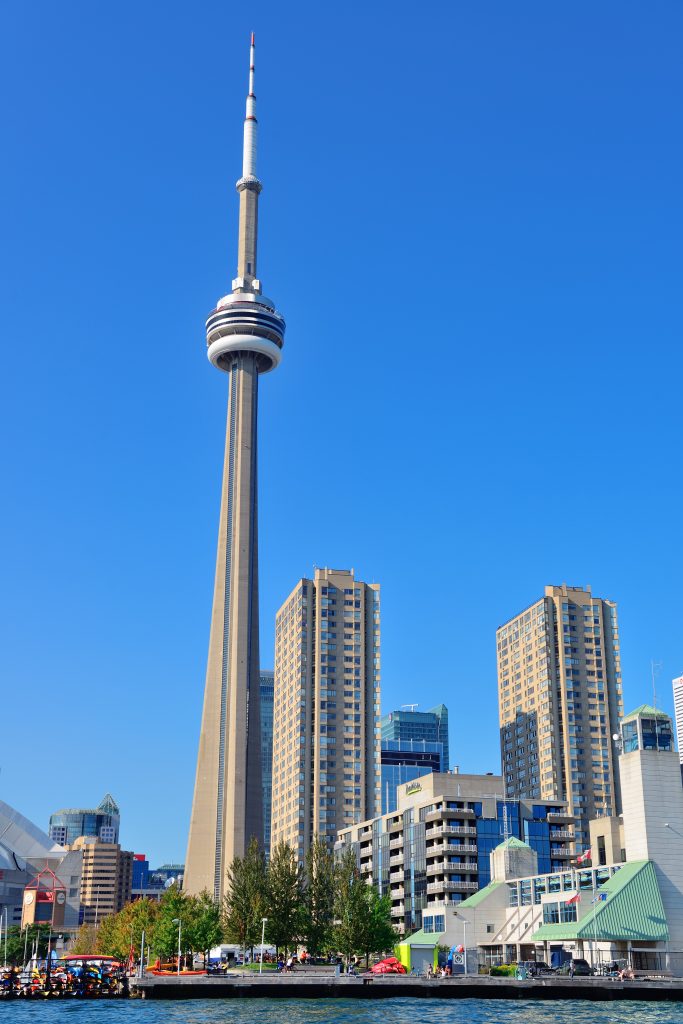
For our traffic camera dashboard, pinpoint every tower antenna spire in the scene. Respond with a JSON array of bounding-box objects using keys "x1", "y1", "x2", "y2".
[{"x1": 232, "y1": 31, "x2": 262, "y2": 293}]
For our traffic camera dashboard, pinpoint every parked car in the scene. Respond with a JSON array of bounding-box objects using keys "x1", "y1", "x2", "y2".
[
  {"x1": 516, "y1": 960, "x2": 553, "y2": 977},
  {"x1": 557, "y1": 958, "x2": 593, "y2": 976}
]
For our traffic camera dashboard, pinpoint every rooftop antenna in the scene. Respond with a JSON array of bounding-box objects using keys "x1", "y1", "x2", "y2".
[
  {"x1": 651, "y1": 659, "x2": 662, "y2": 711},
  {"x1": 401, "y1": 704, "x2": 419, "y2": 712}
]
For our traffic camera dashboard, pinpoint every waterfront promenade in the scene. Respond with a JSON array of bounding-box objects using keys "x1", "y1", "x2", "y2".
[{"x1": 131, "y1": 973, "x2": 683, "y2": 1002}]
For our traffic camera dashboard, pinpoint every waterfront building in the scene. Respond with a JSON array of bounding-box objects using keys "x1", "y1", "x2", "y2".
[
  {"x1": 380, "y1": 739, "x2": 444, "y2": 815},
  {"x1": 672, "y1": 675, "x2": 683, "y2": 770},
  {"x1": 271, "y1": 568, "x2": 381, "y2": 861},
  {"x1": 382, "y1": 705, "x2": 449, "y2": 769},
  {"x1": 48, "y1": 793, "x2": 120, "y2": 846},
  {"x1": 433, "y1": 705, "x2": 683, "y2": 975},
  {"x1": 496, "y1": 584, "x2": 624, "y2": 850},
  {"x1": 260, "y1": 669, "x2": 275, "y2": 859},
  {"x1": 0, "y1": 799, "x2": 82, "y2": 932},
  {"x1": 185, "y1": 35, "x2": 286, "y2": 900},
  {"x1": 71, "y1": 836, "x2": 133, "y2": 924},
  {"x1": 336, "y1": 770, "x2": 576, "y2": 935}
]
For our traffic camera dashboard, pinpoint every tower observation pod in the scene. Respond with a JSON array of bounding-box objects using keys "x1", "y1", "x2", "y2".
[{"x1": 185, "y1": 34, "x2": 285, "y2": 903}]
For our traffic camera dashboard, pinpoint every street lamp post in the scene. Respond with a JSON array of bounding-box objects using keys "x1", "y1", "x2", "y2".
[
  {"x1": 260, "y1": 918, "x2": 268, "y2": 974},
  {"x1": 172, "y1": 919, "x2": 182, "y2": 976},
  {"x1": 453, "y1": 910, "x2": 469, "y2": 976}
]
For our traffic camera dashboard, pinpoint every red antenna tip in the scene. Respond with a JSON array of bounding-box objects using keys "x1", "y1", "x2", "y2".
[{"x1": 251, "y1": 32, "x2": 255, "y2": 46}]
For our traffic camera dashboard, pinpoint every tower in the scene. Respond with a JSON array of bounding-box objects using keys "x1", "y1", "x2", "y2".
[{"x1": 185, "y1": 35, "x2": 285, "y2": 900}]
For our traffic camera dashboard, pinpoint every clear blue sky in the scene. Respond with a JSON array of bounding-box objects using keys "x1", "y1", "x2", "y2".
[{"x1": 1, "y1": 1, "x2": 681, "y2": 866}]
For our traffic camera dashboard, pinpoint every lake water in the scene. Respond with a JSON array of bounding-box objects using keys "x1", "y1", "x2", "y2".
[{"x1": 4, "y1": 999, "x2": 683, "y2": 1024}]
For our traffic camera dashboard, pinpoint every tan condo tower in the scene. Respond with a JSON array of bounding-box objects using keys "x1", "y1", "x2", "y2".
[{"x1": 185, "y1": 35, "x2": 285, "y2": 900}]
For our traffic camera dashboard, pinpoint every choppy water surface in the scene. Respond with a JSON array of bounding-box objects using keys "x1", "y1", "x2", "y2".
[{"x1": 4, "y1": 1000, "x2": 683, "y2": 1024}]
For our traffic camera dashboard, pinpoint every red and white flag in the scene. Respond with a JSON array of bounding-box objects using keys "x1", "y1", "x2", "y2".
[
  {"x1": 566, "y1": 892, "x2": 581, "y2": 904},
  {"x1": 576, "y1": 848, "x2": 592, "y2": 864}
]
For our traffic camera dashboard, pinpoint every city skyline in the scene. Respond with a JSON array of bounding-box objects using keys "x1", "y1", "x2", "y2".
[{"x1": 2, "y1": 3, "x2": 682, "y2": 867}]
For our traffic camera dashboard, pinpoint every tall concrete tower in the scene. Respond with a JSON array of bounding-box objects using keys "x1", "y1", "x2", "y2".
[{"x1": 185, "y1": 35, "x2": 285, "y2": 900}]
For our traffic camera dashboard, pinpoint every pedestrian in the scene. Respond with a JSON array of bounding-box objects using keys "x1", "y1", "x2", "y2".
[{"x1": 569, "y1": 961, "x2": 575, "y2": 979}]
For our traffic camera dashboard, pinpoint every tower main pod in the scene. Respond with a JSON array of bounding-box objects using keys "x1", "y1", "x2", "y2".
[{"x1": 185, "y1": 35, "x2": 285, "y2": 901}]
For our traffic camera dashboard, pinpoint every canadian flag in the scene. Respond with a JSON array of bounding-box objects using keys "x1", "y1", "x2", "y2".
[
  {"x1": 566, "y1": 892, "x2": 581, "y2": 904},
  {"x1": 576, "y1": 849, "x2": 592, "y2": 864}
]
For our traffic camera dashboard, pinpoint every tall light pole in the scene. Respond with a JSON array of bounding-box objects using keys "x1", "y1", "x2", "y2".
[
  {"x1": 453, "y1": 910, "x2": 468, "y2": 976},
  {"x1": 172, "y1": 918, "x2": 182, "y2": 975},
  {"x1": 259, "y1": 917, "x2": 268, "y2": 974}
]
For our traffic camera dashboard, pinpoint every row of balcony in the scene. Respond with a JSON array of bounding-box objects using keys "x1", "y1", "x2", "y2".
[
  {"x1": 426, "y1": 825, "x2": 477, "y2": 838},
  {"x1": 426, "y1": 860, "x2": 478, "y2": 876}
]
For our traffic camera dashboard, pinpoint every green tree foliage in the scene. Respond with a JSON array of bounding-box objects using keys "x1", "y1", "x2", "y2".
[
  {"x1": 302, "y1": 835, "x2": 335, "y2": 955},
  {"x1": 1, "y1": 924, "x2": 51, "y2": 965},
  {"x1": 333, "y1": 846, "x2": 369, "y2": 964},
  {"x1": 265, "y1": 840, "x2": 303, "y2": 954},
  {"x1": 149, "y1": 886, "x2": 188, "y2": 963},
  {"x1": 222, "y1": 837, "x2": 267, "y2": 953},
  {"x1": 359, "y1": 887, "x2": 398, "y2": 967},
  {"x1": 94, "y1": 898, "x2": 160, "y2": 960},
  {"x1": 186, "y1": 889, "x2": 222, "y2": 965}
]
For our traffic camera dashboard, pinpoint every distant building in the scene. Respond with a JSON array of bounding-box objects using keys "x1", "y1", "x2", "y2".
[
  {"x1": 672, "y1": 675, "x2": 683, "y2": 769},
  {"x1": 336, "y1": 770, "x2": 576, "y2": 936},
  {"x1": 497, "y1": 585, "x2": 624, "y2": 851},
  {"x1": 49, "y1": 793, "x2": 120, "y2": 846},
  {"x1": 71, "y1": 836, "x2": 133, "y2": 923},
  {"x1": 132, "y1": 854, "x2": 149, "y2": 891},
  {"x1": 271, "y1": 568, "x2": 381, "y2": 861},
  {"x1": 260, "y1": 669, "x2": 275, "y2": 859},
  {"x1": 381, "y1": 705, "x2": 449, "y2": 770},
  {"x1": 150, "y1": 863, "x2": 184, "y2": 889},
  {"x1": 0, "y1": 799, "x2": 82, "y2": 932},
  {"x1": 380, "y1": 739, "x2": 444, "y2": 814}
]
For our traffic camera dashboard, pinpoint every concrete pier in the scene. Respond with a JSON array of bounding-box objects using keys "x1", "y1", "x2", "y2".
[{"x1": 130, "y1": 973, "x2": 683, "y2": 1001}]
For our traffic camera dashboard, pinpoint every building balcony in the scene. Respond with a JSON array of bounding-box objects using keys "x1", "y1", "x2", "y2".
[
  {"x1": 389, "y1": 853, "x2": 404, "y2": 866},
  {"x1": 389, "y1": 837, "x2": 403, "y2": 850},
  {"x1": 388, "y1": 819, "x2": 403, "y2": 834},
  {"x1": 391, "y1": 887, "x2": 405, "y2": 900},
  {"x1": 425, "y1": 806, "x2": 476, "y2": 823},
  {"x1": 427, "y1": 860, "x2": 478, "y2": 876},
  {"x1": 547, "y1": 811, "x2": 573, "y2": 823},
  {"x1": 389, "y1": 869, "x2": 404, "y2": 883},
  {"x1": 390, "y1": 906, "x2": 404, "y2": 918},
  {"x1": 549, "y1": 830, "x2": 574, "y2": 840},
  {"x1": 427, "y1": 825, "x2": 477, "y2": 838},
  {"x1": 427, "y1": 880, "x2": 478, "y2": 894},
  {"x1": 426, "y1": 840, "x2": 478, "y2": 856},
  {"x1": 550, "y1": 846, "x2": 572, "y2": 857}
]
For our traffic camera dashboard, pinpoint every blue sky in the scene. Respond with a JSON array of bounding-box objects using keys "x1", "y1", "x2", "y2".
[{"x1": 1, "y1": 1, "x2": 682, "y2": 866}]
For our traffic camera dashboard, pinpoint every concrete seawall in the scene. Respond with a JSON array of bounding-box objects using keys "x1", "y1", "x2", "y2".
[{"x1": 130, "y1": 974, "x2": 683, "y2": 1002}]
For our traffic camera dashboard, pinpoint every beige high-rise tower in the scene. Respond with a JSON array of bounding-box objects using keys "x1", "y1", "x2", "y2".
[
  {"x1": 271, "y1": 569, "x2": 381, "y2": 861},
  {"x1": 496, "y1": 584, "x2": 624, "y2": 851},
  {"x1": 185, "y1": 36, "x2": 285, "y2": 900}
]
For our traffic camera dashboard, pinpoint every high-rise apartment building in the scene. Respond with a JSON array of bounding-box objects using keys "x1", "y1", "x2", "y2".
[
  {"x1": 381, "y1": 705, "x2": 450, "y2": 770},
  {"x1": 185, "y1": 36, "x2": 286, "y2": 900},
  {"x1": 48, "y1": 793, "x2": 120, "y2": 846},
  {"x1": 672, "y1": 676, "x2": 683, "y2": 768},
  {"x1": 71, "y1": 836, "x2": 133, "y2": 924},
  {"x1": 496, "y1": 584, "x2": 623, "y2": 850},
  {"x1": 260, "y1": 669, "x2": 275, "y2": 859},
  {"x1": 271, "y1": 568, "x2": 381, "y2": 860}
]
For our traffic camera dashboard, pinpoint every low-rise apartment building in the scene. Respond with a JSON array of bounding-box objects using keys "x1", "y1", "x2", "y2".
[{"x1": 336, "y1": 770, "x2": 576, "y2": 935}]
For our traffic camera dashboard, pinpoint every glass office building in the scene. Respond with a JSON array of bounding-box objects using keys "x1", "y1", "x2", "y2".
[{"x1": 48, "y1": 793, "x2": 120, "y2": 846}]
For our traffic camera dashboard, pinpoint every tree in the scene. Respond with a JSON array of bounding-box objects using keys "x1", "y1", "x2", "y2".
[
  {"x1": 94, "y1": 898, "x2": 160, "y2": 961},
  {"x1": 187, "y1": 890, "x2": 222, "y2": 966},
  {"x1": 2, "y1": 924, "x2": 51, "y2": 965},
  {"x1": 222, "y1": 837, "x2": 267, "y2": 954},
  {"x1": 265, "y1": 840, "x2": 303, "y2": 955},
  {"x1": 333, "y1": 846, "x2": 369, "y2": 965},
  {"x1": 149, "y1": 886, "x2": 188, "y2": 964},
  {"x1": 302, "y1": 835, "x2": 335, "y2": 955},
  {"x1": 359, "y1": 887, "x2": 397, "y2": 968}
]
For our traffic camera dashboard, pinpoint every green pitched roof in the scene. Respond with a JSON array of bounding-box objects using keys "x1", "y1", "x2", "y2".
[
  {"x1": 459, "y1": 881, "x2": 503, "y2": 909},
  {"x1": 495, "y1": 836, "x2": 530, "y2": 851},
  {"x1": 532, "y1": 861, "x2": 668, "y2": 943},
  {"x1": 622, "y1": 704, "x2": 671, "y2": 723},
  {"x1": 398, "y1": 928, "x2": 439, "y2": 947}
]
